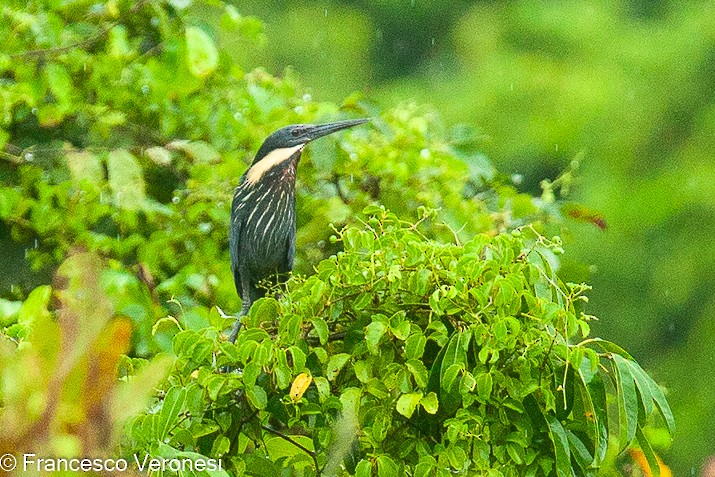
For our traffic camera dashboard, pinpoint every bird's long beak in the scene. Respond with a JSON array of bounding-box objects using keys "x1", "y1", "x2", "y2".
[{"x1": 304, "y1": 118, "x2": 371, "y2": 142}]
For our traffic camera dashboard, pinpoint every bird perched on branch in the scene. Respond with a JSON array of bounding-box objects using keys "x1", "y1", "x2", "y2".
[{"x1": 228, "y1": 118, "x2": 370, "y2": 342}]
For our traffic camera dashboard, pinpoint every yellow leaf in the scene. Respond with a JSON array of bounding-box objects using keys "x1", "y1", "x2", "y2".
[
  {"x1": 629, "y1": 448, "x2": 672, "y2": 477},
  {"x1": 290, "y1": 373, "x2": 312, "y2": 402}
]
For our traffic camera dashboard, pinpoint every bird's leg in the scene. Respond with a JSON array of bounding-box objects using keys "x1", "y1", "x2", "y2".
[
  {"x1": 228, "y1": 319, "x2": 242, "y2": 343},
  {"x1": 228, "y1": 295, "x2": 252, "y2": 343}
]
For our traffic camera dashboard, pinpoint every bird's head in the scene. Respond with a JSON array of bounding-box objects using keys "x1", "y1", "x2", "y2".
[
  {"x1": 245, "y1": 117, "x2": 370, "y2": 185},
  {"x1": 259, "y1": 118, "x2": 371, "y2": 153}
]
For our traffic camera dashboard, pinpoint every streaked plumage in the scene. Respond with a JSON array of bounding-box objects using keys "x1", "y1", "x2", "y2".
[{"x1": 228, "y1": 118, "x2": 370, "y2": 342}]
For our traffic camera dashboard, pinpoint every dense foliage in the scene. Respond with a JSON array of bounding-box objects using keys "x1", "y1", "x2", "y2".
[
  {"x1": 0, "y1": 1, "x2": 674, "y2": 476},
  {"x1": 119, "y1": 208, "x2": 674, "y2": 476}
]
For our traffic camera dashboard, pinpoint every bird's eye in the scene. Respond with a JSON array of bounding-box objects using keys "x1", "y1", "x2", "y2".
[{"x1": 290, "y1": 128, "x2": 301, "y2": 137}]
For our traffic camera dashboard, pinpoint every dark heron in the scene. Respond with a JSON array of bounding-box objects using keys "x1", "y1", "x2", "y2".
[{"x1": 228, "y1": 118, "x2": 370, "y2": 341}]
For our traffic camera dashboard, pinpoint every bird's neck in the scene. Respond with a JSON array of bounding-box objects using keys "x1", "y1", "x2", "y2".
[{"x1": 245, "y1": 145, "x2": 304, "y2": 186}]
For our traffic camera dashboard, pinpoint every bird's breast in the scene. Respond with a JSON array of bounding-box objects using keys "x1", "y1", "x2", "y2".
[{"x1": 234, "y1": 181, "x2": 296, "y2": 269}]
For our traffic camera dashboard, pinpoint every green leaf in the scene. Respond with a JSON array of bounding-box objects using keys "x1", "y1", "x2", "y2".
[
  {"x1": 243, "y1": 454, "x2": 281, "y2": 477},
  {"x1": 448, "y1": 445, "x2": 467, "y2": 470},
  {"x1": 246, "y1": 385, "x2": 268, "y2": 410},
  {"x1": 274, "y1": 362, "x2": 292, "y2": 390},
  {"x1": 265, "y1": 435, "x2": 314, "y2": 460},
  {"x1": 420, "y1": 392, "x2": 439, "y2": 414},
  {"x1": 414, "y1": 461, "x2": 436, "y2": 477},
  {"x1": 371, "y1": 411, "x2": 390, "y2": 442},
  {"x1": 546, "y1": 414, "x2": 571, "y2": 477},
  {"x1": 406, "y1": 359, "x2": 429, "y2": 388},
  {"x1": 365, "y1": 321, "x2": 387, "y2": 354},
  {"x1": 355, "y1": 459, "x2": 372, "y2": 477},
  {"x1": 405, "y1": 333, "x2": 427, "y2": 359},
  {"x1": 566, "y1": 429, "x2": 593, "y2": 471},
  {"x1": 625, "y1": 359, "x2": 675, "y2": 435},
  {"x1": 575, "y1": 365, "x2": 600, "y2": 466},
  {"x1": 475, "y1": 372, "x2": 493, "y2": 401},
  {"x1": 506, "y1": 441, "x2": 525, "y2": 465},
  {"x1": 441, "y1": 333, "x2": 467, "y2": 380},
  {"x1": 377, "y1": 455, "x2": 399, "y2": 477},
  {"x1": 313, "y1": 376, "x2": 331, "y2": 402},
  {"x1": 396, "y1": 392, "x2": 423, "y2": 418},
  {"x1": 327, "y1": 353, "x2": 351, "y2": 381},
  {"x1": 590, "y1": 338, "x2": 633, "y2": 360},
  {"x1": 441, "y1": 364, "x2": 462, "y2": 393},
  {"x1": 167, "y1": 140, "x2": 221, "y2": 164},
  {"x1": 459, "y1": 370, "x2": 477, "y2": 394},
  {"x1": 44, "y1": 62, "x2": 72, "y2": 104},
  {"x1": 107, "y1": 149, "x2": 146, "y2": 210},
  {"x1": 185, "y1": 26, "x2": 219, "y2": 77},
  {"x1": 392, "y1": 318, "x2": 411, "y2": 340},
  {"x1": 310, "y1": 279, "x2": 327, "y2": 305},
  {"x1": 66, "y1": 151, "x2": 104, "y2": 184},
  {"x1": 613, "y1": 354, "x2": 638, "y2": 446},
  {"x1": 311, "y1": 317, "x2": 329, "y2": 344},
  {"x1": 636, "y1": 425, "x2": 661, "y2": 477},
  {"x1": 354, "y1": 360, "x2": 372, "y2": 383},
  {"x1": 17, "y1": 285, "x2": 52, "y2": 325},
  {"x1": 211, "y1": 435, "x2": 231, "y2": 457},
  {"x1": 288, "y1": 346, "x2": 307, "y2": 373},
  {"x1": 157, "y1": 386, "x2": 187, "y2": 440}
]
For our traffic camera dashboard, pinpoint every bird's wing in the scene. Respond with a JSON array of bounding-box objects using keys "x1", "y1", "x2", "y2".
[
  {"x1": 229, "y1": 192, "x2": 244, "y2": 297},
  {"x1": 285, "y1": 223, "x2": 296, "y2": 271}
]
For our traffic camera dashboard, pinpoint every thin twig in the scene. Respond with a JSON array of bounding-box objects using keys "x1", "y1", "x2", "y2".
[
  {"x1": 10, "y1": 0, "x2": 152, "y2": 59},
  {"x1": 261, "y1": 424, "x2": 320, "y2": 475},
  {"x1": 305, "y1": 331, "x2": 347, "y2": 346}
]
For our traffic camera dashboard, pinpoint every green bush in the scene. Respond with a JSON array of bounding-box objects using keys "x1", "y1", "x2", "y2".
[{"x1": 120, "y1": 208, "x2": 673, "y2": 477}]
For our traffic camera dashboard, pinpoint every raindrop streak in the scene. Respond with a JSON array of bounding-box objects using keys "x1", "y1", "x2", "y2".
[
  {"x1": 510, "y1": 83, "x2": 514, "y2": 91},
  {"x1": 324, "y1": 9, "x2": 327, "y2": 17},
  {"x1": 34, "y1": 239, "x2": 38, "y2": 249},
  {"x1": 555, "y1": 144, "x2": 559, "y2": 152}
]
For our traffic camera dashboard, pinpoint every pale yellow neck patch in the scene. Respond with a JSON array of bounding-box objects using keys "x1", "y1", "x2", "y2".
[{"x1": 245, "y1": 144, "x2": 304, "y2": 185}]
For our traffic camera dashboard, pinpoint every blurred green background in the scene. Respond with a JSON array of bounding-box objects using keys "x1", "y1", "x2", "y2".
[
  {"x1": 238, "y1": 1, "x2": 714, "y2": 474},
  {"x1": 0, "y1": 0, "x2": 712, "y2": 474}
]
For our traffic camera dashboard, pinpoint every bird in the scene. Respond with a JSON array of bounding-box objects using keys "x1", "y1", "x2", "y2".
[{"x1": 228, "y1": 118, "x2": 370, "y2": 342}]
